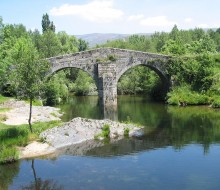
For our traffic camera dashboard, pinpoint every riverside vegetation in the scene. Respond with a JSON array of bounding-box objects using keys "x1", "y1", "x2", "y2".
[{"x1": 1, "y1": 13, "x2": 220, "y2": 164}]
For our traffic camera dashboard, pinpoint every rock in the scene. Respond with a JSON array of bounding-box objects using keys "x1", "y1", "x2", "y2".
[
  {"x1": 40, "y1": 117, "x2": 144, "y2": 149},
  {"x1": 129, "y1": 129, "x2": 145, "y2": 138}
]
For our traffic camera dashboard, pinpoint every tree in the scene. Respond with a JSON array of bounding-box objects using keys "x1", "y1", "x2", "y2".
[
  {"x1": 41, "y1": 13, "x2": 55, "y2": 33},
  {"x1": 39, "y1": 30, "x2": 61, "y2": 58},
  {"x1": 162, "y1": 39, "x2": 186, "y2": 55},
  {"x1": 9, "y1": 37, "x2": 49, "y2": 132},
  {"x1": 78, "y1": 38, "x2": 88, "y2": 51},
  {"x1": 57, "y1": 31, "x2": 78, "y2": 54}
]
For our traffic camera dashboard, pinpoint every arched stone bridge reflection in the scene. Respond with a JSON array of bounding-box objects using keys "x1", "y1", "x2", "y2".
[{"x1": 47, "y1": 48, "x2": 171, "y2": 106}]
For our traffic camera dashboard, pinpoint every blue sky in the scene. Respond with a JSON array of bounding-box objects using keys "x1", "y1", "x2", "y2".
[{"x1": 1, "y1": 0, "x2": 220, "y2": 35}]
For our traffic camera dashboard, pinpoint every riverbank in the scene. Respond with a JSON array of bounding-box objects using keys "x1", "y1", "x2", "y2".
[
  {"x1": 20, "y1": 117, "x2": 144, "y2": 159},
  {"x1": 0, "y1": 99, "x2": 62, "y2": 125}
]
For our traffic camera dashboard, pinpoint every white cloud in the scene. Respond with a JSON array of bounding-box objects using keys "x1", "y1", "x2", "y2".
[
  {"x1": 49, "y1": 0, "x2": 124, "y2": 23},
  {"x1": 127, "y1": 14, "x2": 144, "y2": 21},
  {"x1": 140, "y1": 16, "x2": 177, "y2": 27},
  {"x1": 184, "y1": 18, "x2": 193, "y2": 23},
  {"x1": 197, "y1": 23, "x2": 209, "y2": 28}
]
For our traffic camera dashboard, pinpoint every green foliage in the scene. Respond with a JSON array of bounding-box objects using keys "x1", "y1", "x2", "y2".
[
  {"x1": 71, "y1": 70, "x2": 97, "y2": 96},
  {"x1": 167, "y1": 85, "x2": 210, "y2": 105},
  {"x1": 124, "y1": 127, "x2": 130, "y2": 137},
  {"x1": 39, "y1": 30, "x2": 61, "y2": 58},
  {"x1": 94, "y1": 124, "x2": 110, "y2": 139},
  {"x1": 162, "y1": 39, "x2": 186, "y2": 55},
  {"x1": 0, "y1": 120, "x2": 62, "y2": 164},
  {"x1": 44, "y1": 72, "x2": 69, "y2": 105},
  {"x1": 41, "y1": 13, "x2": 55, "y2": 33},
  {"x1": 78, "y1": 38, "x2": 88, "y2": 51},
  {"x1": 211, "y1": 96, "x2": 220, "y2": 108},
  {"x1": 0, "y1": 145, "x2": 18, "y2": 164},
  {"x1": 118, "y1": 66, "x2": 162, "y2": 99},
  {"x1": 0, "y1": 126, "x2": 29, "y2": 146}
]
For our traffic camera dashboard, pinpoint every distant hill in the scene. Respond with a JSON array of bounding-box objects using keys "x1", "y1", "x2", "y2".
[{"x1": 76, "y1": 33, "x2": 152, "y2": 47}]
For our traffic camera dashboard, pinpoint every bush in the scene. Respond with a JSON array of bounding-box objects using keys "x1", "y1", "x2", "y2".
[
  {"x1": 167, "y1": 85, "x2": 210, "y2": 105},
  {"x1": 94, "y1": 124, "x2": 111, "y2": 139},
  {"x1": 124, "y1": 128, "x2": 130, "y2": 137},
  {"x1": 211, "y1": 96, "x2": 220, "y2": 108},
  {"x1": 0, "y1": 145, "x2": 18, "y2": 164}
]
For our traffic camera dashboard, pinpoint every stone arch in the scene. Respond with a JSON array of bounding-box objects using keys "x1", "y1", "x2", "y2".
[
  {"x1": 48, "y1": 65, "x2": 99, "y2": 89},
  {"x1": 116, "y1": 62, "x2": 170, "y2": 95}
]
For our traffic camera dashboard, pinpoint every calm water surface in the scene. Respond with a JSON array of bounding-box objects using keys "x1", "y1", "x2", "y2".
[{"x1": 2, "y1": 95, "x2": 220, "y2": 190}]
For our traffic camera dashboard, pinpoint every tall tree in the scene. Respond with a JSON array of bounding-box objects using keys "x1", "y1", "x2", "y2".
[
  {"x1": 9, "y1": 37, "x2": 49, "y2": 132},
  {"x1": 41, "y1": 13, "x2": 55, "y2": 33},
  {"x1": 78, "y1": 38, "x2": 88, "y2": 51}
]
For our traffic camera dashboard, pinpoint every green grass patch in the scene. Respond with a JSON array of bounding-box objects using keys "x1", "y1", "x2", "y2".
[
  {"x1": 0, "y1": 120, "x2": 62, "y2": 164},
  {"x1": 124, "y1": 127, "x2": 130, "y2": 137},
  {"x1": 0, "y1": 145, "x2": 18, "y2": 164},
  {"x1": 0, "y1": 95, "x2": 11, "y2": 104},
  {"x1": 25, "y1": 99, "x2": 42, "y2": 106},
  {"x1": 0, "y1": 108, "x2": 11, "y2": 113},
  {"x1": 94, "y1": 124, "x2": 111, "y2": 140}
]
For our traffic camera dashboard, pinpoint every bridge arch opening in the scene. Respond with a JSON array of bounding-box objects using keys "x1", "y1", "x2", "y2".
[
  {"x1": 117, "y1": 64, "x2": 169, "y2": 101},
  {"x1": 44, "y1": 67, "x2": 98, "y2": 105}
]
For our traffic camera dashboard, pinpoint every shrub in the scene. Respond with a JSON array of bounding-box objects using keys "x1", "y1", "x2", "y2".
[
  {"x1": 94, "y1": 124, "x2": 110, "y2": 140},
  {"x1": 0, "y1": 145, "x2": 18, "y2": 164},
  {"x1": 211, "y1": 96, "x2": 220, "y2": 108},
  {"x1": 124, "y1": 128, "x2": 130, "y2": 137},
  {"x1": 167, "y1": 85, "x2": 210, "y2": 105}
]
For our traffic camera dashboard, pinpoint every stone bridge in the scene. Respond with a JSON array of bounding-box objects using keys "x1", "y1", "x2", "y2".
[{"x1": 47, "y1": 48, "x2": 171, "y2": 106}]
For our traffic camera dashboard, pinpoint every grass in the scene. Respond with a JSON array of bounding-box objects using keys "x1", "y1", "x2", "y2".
[
  {"x1": 121, "y1": 116, "x2": 143, "y2": 127},
  {"x1": 25, "y1": 99, "x2": 42, "y2": 106},
  {"x1": 0, "y1": 95, "x2": 11, "y2": 104},
  {"x1": 94, "y1": 124, "x2": 111, "y2": 140},
  {"x1": 0, "y1": 108, "x2": 11, "y2": 113},
  {"x1": 0, "y1": 146, "x2": 18, "y2": 164},
  {"x1": 0, "y1": 120, "x2": 62, "y2": 164},
  {"x1": 124, "y1": 128, "x2": 130, "y2": 137}
]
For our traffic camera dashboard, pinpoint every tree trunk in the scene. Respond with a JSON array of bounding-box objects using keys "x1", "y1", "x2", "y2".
[{"x1": 28, "y1": 97, "x2": 33, "y2": 133}]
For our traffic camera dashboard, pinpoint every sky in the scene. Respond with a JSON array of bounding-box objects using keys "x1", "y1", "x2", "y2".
[{"x1": 0, "y1": 0, "x2": 220, "y2": 35}]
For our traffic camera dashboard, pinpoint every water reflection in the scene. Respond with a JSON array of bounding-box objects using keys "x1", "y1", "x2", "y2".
[
  {"x1": 56, "y1": 96, "x2": 220, "y2": 156},
  {"x1": 4, "y1": 96, "x2": 220, "y2": 190},
  {"x1": 0, "y1": 161, "x2": 20, "y2": 190}
]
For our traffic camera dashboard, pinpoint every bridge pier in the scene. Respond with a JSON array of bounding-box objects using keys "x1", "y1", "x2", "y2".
[{"x1": 98, "y1": 63, "x2": 117, "y2": 107}]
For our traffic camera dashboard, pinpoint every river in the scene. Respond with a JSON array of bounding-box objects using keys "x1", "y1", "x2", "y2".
[{"x1": 1, "y1": 95, "x2": 220, "y2": 190}]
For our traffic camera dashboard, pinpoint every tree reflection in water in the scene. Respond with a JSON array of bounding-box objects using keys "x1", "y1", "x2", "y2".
[
  {"x1": 0, "y1": 161, "x2": 20, "y2": 190},
  {"x1": 21, "y1": 160, "x2": 63, "y2": 190}
]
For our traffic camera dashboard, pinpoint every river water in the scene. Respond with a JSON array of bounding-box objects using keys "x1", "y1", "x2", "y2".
[{"x1": 1, "y1": 95, "x2": 220, "y2": 190}]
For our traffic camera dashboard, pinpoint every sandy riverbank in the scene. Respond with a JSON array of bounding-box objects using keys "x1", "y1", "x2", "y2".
[{"x1": 0, "y1": 99, "x2": 62, "y2": 125}]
